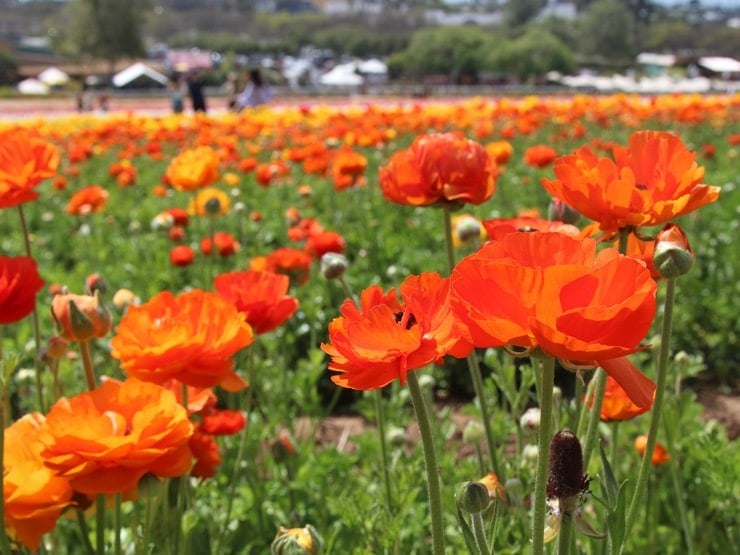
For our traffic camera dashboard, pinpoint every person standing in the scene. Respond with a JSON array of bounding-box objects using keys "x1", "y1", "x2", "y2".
[
  {"x1": 169, "y1": 75, "x2": 185, "y2": 114},
  {"x1": 236, "y1": 68, "x2": 273, "y2": 111},
  {"x1": 186, "y1": 69, "x2": 207, "y2": 113}
]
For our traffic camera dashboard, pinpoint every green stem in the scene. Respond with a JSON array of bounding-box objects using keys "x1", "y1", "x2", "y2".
[
  {"x1": 662, "y1": 420, "x2": 693, "y2": 554},
  {"x1": 76, "y1": 509, "x2": 96, "y2": 555},
  {"x1": 114, "y1": 492, "x2": 122, "y2": 555},
  {"x1": 471, "y1": 511, "x2": 491, "y2": 555},
  {"x1": 610, "y1": 422, "x2": 620, "y2": 469},
  {"x1": 17, "y1": 205, "x2": 46, "y2": 412},
  {"x1": 557, "y1": 510, "x2": 574, "y2": 555},
  {"x1": 581, "y1": 368, "x2": 607, "y2": 469},
  {"x1": 374, "y1": 389, "x2": 395, "y2": 512},
  {"x1": 337, "y1": 275, "x2": 357, "y2": 305},
  {"x1": 442, "y1": 207, "x2": 502, "y2": 478},
  {"x1": 96, "y1": 494, "x2": 106, "y2": 555},
  {"x1": 79, "y1": 340, "x2": 97, "y2": 391},
  {"x1": 0, "y1": 359, "x2": 13, "y2": 555},
  {"x1": 407, "y1": 371, "x2": 445, "y2": 555},
  {"x1": 532, "y1": 356, "x2": 556, "y2": 555},
  {"x1": 623, "y1": 277, "x2": 676, "y2": 547}
]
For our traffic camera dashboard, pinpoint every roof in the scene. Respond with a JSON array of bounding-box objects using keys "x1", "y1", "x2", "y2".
[
  {"x1": 112, "y1": 62, "x2": 169, "y2": 88},
  {"x1": 698, "y1": 56, "x2": 740, "y2": 74}
]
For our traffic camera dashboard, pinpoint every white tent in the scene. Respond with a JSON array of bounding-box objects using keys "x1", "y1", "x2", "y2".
[
  {"x1": 319, "y1": 63, "x2": 364, "y2": 86},
  {"x1": 17, "y1": 78, "x2": 49, "y2": 95},
  {"x1": 38, "y1": 66, "x2": 70, "y2": 87},
  {"x1": 112, "y1": 62, "x2": 169, "y2": 89},
  {"x1": 698, "y1": 56, "x2": 740, "y2": 75},
  {"x1": 357, "y1": 58, "x2": 388, "y2": 75}
]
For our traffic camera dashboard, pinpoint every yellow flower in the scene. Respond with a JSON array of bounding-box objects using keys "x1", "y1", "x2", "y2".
[{"x1": 188, "y1": 187, "x2": 231, "y2": 216}]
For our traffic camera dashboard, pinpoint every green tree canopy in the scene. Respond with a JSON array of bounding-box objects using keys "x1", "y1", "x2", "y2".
[
  {"x1": 486, "y1": 29, "x2": 576, "y2": 82},
  {"x1": 577, "y1": 0, "x2": 636, "y2": 62}
]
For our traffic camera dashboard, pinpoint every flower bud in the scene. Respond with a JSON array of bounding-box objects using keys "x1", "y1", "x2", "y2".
[
  {"x1": 547, "y1": 429, "x2": 588, "y2": 503},
  {"x1": 51, "y1": 290, "x2": 112, "y2": 342},
  {"x1": 112, "y1": 288, "x2": 139, "y2": 311},
  {"x1": 478, "y1": 472, "x2": 505, "y2": 501},
  {"x1": 653, "y1": 224, "x2": 693, "y2": 278},
  {"x1": 522, "y1": 443, "x2": 539, "y2": 464},
  {"x1": 40, "y1": 335, "x2": 69, "y2": 363},
  {"x1": 520, "y1": 407, "x2": 541, "y2": 430},
  {"x1": 456, "y1": 480, "x2": 491, "y2": 514},
  {"x1": 462, "y1": 420, "x2": 485, "y2": 444},
  {"x1": 271, "y1": 525, "x2": 324, "y2": 554},
  {"x1": 386, "y1": 426, "x2": 407, "y2": 447},
  {"x1": 455, "y1": 215, "x2": 482, "y2": 244},
  {"x1": 85, "y1": 273, "x2": 106, "y2": 295},
  {"x1": 320, "y1": 252, "x2": 348, "y2": 280}
]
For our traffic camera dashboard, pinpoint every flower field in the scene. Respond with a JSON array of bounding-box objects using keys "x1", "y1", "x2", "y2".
[{"x1": 0, "y1": 93, "x2": 738, "y2": 554}]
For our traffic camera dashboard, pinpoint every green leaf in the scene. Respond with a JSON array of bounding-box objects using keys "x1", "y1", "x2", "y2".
[
  {"x1": 606, "y1": 480, "x2": 629, "y2": 552},
  {"x1": 599, "y1": 441, "x2": 618, "y2": 506}
]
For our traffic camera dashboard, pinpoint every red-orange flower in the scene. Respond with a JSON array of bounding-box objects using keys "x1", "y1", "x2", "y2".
[
  {"x1": 39, "y1": 378, "x2": 193, "y2": 495},
  {"x1": 0, "y1": 128, "x2": 60, "y2": 209},
  {"x1": 165, "y1": 146, "x2": 220, "y2": 191},
  {"x1": 596, "y1": 375, "x2": 653, "y2": 421},
  {"x1": 199, "y1": 408, "x2": 246, "y2": 435},
  {"x1": 0, "y1": 255, "x2": 45, "y2": 324},
  {"x1": 450, "y1": 232, "x2": 657, "y2": 407},
  {"x1": 170, "y1": 245, "x2": 196, "y2": 267},
  {"x1": 331, "y1": 146, "x2": 367, "y2": 190},
  {"x1": 379, "y1": 132, "x2": 496, "y2": 207},
  {"x1": 189, "y1": 427, "x2": 221, "y2": 479},
  {"x1": 3, "y1": 413, "x2": 73, "y2": 551},
  {"x1": 322, "y1": 272, "x2": 472, "y2": 390},
  {"x1": 200, "y1": 232, "x2": 239, "y2": 257},
  {"x1": 634, "y1": 435, "x2": 670, "y2": 466},
  {"x1": 305, "y1": 230, "x2": 346, "y2": 259},
  {"x1": 253, "y1": 247, "x2": 313, "y2": 286},
  {"x1": 482, "y1": 217, "x2": 580, "y2": 242},
  {"x1": 66, "y1": 185, "x2": 109, "y2": 215},
  {"x1": 523, "y1": 144, "x2": 558, "y2": 168},
  {"x1": 541, "y1": 130, "x2": 721, "y2": 232},
  {"x1": 214, "y1": 270, "x2": 298, "y2": 334},
  {"x1": 110, "y1": 289, "x2": 253, "y2": 391}
]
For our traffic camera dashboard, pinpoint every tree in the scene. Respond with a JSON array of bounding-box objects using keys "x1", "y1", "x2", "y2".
[
  {"x1": 486, "y1": 29, "x2": 576, "y2": 82},
  {"x1": 577, "y1": 0, "x2": 636, "y2": 63},
  {"x1": 0, "y1": 47, "x2": 18, "y2": 86},
  {"x1": 57, "y1": 0, "x2": 152, "y2": 72},
  {"x1": 504, "y1": 0, "x2": 545, "y2": 27}
]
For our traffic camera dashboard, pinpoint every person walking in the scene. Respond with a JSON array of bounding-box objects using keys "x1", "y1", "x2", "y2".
[
  {"x1": 186, "y1": 69, "x2": 207, "y2": 113},
  {"x1": 236, "y1": 68, "x2": 273, "y2": 111}
]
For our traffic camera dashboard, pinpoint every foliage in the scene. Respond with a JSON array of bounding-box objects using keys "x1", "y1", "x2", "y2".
[
  {"x1": 485, "y1": 29, "x2": 576, "y2": 82},
  {"x1": 0, "y1": 47, "x2": 18, "y2": 86},
  {"x1": 576, "y1": 0, "x2": 636, "y2": 62}
]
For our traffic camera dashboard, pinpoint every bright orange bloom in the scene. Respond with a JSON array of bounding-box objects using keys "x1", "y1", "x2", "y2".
[
  {"x1": 188, "y1": 186, "x2": 230, "y2": 216},
  {"x1": 110, "y1": 289, "x2": 253, "y2": 391},
  {"x1": 305, "y1": 230, "x2": 346, "y2": 259},
  {"x1": 542, "y1": 130, "x2": 721, "y2": 232},
  {"x1": 634, "y1": 435, "x2": 670, "y2": 466},
  {"x1": 201, "y1": 232, "x2": 239, "y2": 257},
  {"x1": 0, "y1": 128, "x2": 59, "y2": 209},
  {"x1": 485, "y1": 140, "x2": 513, "y2": 165},
  {"x1": 39, "y1": 378, "x2": 193, "y2": 496},
  {"x1": 3, "y1": 413, "x2": 73, "y2": 551},
  {"x1": 523, "y1": 145, "x2": 558, "y2": 168},
  {"x1": 379, "y1": 132, "x2": 496, "y2": 207},
  {"x1": 482, "y1": 217, "x2": 580, "y2": 242},
  {"x1": 170, "y1": 244, "x2": 196, "y2": 267},
  {"x1": 66, "y1": 184, "x2": 109, "y2": 215},
  {"x1": 199, "y1": 408, "x2": 246, "y2": 436},
  {"x1": 0, "y1": 255, "x2": 45, "y2": 324},
  {"x1": 331, "y1": 146, "x2": 368, "y2": 190},
  {"x1": 596, "y1": 375, "x2": 653, "y2": 421},
  {"x1": 256, "y1": 247, "x2": 313, "y2": 286},
  {"x1": 322, "y1": 272, "x2": 473, "y2": 390},
  {"x1": 477, "y1": 472, "x2": 505, "y2": 501},
  {"x1": 450, "y1": 232, "x2": 657, "y2": 407},
  {"x1": 165, "y1": 146, "x2": 220, "y2": 191},
  {"x1": 214, "y1": 270, "x2": 298, "y2": 334}
]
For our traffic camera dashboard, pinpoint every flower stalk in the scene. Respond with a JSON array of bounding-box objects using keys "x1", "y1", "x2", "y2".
[{"x1": 532, "y1": 356, "x2": 556, "y2": 555}]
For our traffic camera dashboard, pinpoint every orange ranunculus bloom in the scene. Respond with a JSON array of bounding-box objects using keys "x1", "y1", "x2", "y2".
[
  {"x1": 0, "y1": 128, "x2": 60, "y2": 209},
  {"x1": 255, "y1": 247, "x2": 313, "y2": 286},
  {"x1": 305, "y1": 230, "x2": 346, "y2": 259},
  {"x1": 51, "y1": 290, "x2": 112, "y2": 342},
  {"x1": 110, "y1": 289, "x2": 253, "y2": 391},
  {"x1": 379, "y1": 132, "x2": 496, "y2": 207},
  {"x1": 322, "y1": 272, "x2": 473, "y2": 390},
  {"x1": 331, "y1": 146, "x2": 367, "y2": 190},
  {"x1": 596, "y1": 375, "x2": 653, "y2": 421},
  {"x1": 39, "y1": 378, "x2": 193, "y2": 496},
  {"x1": 165, "y1": 146, "x2": 220, "y2": 191},
  {"x1": 201, "y1": 232, "x2": 239, "y2": 257},
  {"x1": 485, "y1": 140, "x2": 514, "y2": 165},
  {"x1": 0, "y1": 255, "x2": 45, "y2": 324},
  {"x1": 634, "y1": 435, "x2": 670, "y2": 466},
  {"x1": 3, "y1": 413, "x2": 73, "y2": 551},
  {"x1": 170, "y1": 244, "x2": 196, "y2": 266},
  {"x1": 188, "y1": 186, "x2": 231, "y2": 216},
  {"x1": 541, "y1": 130, "x2": 721, "y2": 232},
  {"x1": 450, "y1": 232, "x2": 657, "y2": 407},
  {"x1": 214, "y1": 270, "x2": 298, "y2": 334},
  {"x1": 481, "y1": 216, "x2": 580, "y2": 242},
  {"x1": 66, "y1": 184, "x2": 109, "y2": 215},
  {"x1": 523, "y1": 144, "x2": 558, "y2": 168},
  {"x1": 199, "y1": 408, "x2": 246, "y2": 436}
]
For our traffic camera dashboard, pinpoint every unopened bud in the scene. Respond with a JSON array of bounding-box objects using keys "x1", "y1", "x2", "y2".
[
  {"x1": 456, "y1": 480, "x2": 492, "y2": 514},
  {"x1": 320, "y1": 252, "x2": 348, "y2": 280},
  {"x1": 51, "y1": 290, "x2": 112, "y2": 342},
  {"x1": 386, "y1": 426, "x2": 407, "y2": 447},
  {"x1": 653, "y1": 224, "x2": 693, "y2": 278},
  {"x1": 462, "y1": 420, "x2": 485, "y2": 444},
  {"x1": 455, "y1": 215, "x2": 482, "y2": 244},
  {"x1": 520, "y1": 407, "x2": 541, "y2": 430},
  {"x1": 271, "y1": 525, "x2": 324, "y2": 555},
  {"x1": 112, "y1": 288, "x2": 139, "y2": 311},
  {"x1": 40, "y1": 335, "x2": 69, "y2": 363},
  {"x1": 522, "y1": 444, "x2": 539, "y2": 463}
]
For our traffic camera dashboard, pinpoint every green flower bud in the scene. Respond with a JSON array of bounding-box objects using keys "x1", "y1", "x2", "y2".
[
  {"x1": 320, "y1": 252, "x2": 349, "y2": 280},
  {"x1": 462, "y1": 420, "x2": 485, "y2": 444},
  {"x1": 386, "y1": 425, "x2": 407, "y2": 447},
  {"x1": 653, "y1": 224, "x2": 694, "y2": 278},
  {"x1": 456, "y1": 481, "x2": 492, "y2": 514}
]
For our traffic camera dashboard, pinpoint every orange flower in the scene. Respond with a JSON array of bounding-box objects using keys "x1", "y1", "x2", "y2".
[
  {"x1": 379, "y1": 132, "x2": 496, "y2": 207},
  {"x1": 523, "y1": 144, "x2": 558, "y2": 168},
  {"x1": 0, "y1": 255, "x2": 45, "y2": 324},
  {"x1": 485, "y1": 140, "x2": 513, "y2": 165},
  {"x1": 305, "y1": 230, "x2": 346, "y2": 259},
  {"x1": 189, "y1": 427, "x2": 221, "y2": 479},
  {"x1": 542, "y1": 130, "x2": 721, "y2": 232},
  {"x1": 322, "y1": 272, "x2": 472, "y2": 390},
  {"x1": 331, "y1": 146, "x2": 367, "y2": 190},
  {"x1": 199, "y1": 408, "x2": 246, "y2": 436},
  {"x1": 40, "y1": 378, "x2": 193, "y2": 496},
  {"x1": 214, "y1": 270, "x2": 298, "y2": 334},
  {"x1": 170, "y1": 244, "x2": 196, "y2": 267},
  {"x1": 188, "y1": 186, "x2": 230, "y2": 216},
  {"x1": 634, "y1": 435, "x2": 670, "y2": 466},
  {"x1": 3, "y1": 413, "x2": 73, "y2": 551},
  {"x1": 51, "y1": 290, "x2": 112, "y2": 342},
  {"x1": 110, "y1": 289, "x2": 253, "y2": 391},
  {"x1": 165, "y1": 146, "x2": 220, "y2": 191},
  {"x1": 481, "y1": 217, "x2": 580, "y2": 242},
  {"x1": 258, "y1": 247, "x2": 313, "y2": 286},
  {"x1": 450, "y1": 232, "x2": 657, "y2": 407},
  {"x1": 66, "y1": 184, "x2": 109, "y2": 215},
  {"x1": 0, "y1": 128, "x2": 60, "y2": 209},
  {"x1": 596, "y1": 375, "x2": 653, "y2": 421}
]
